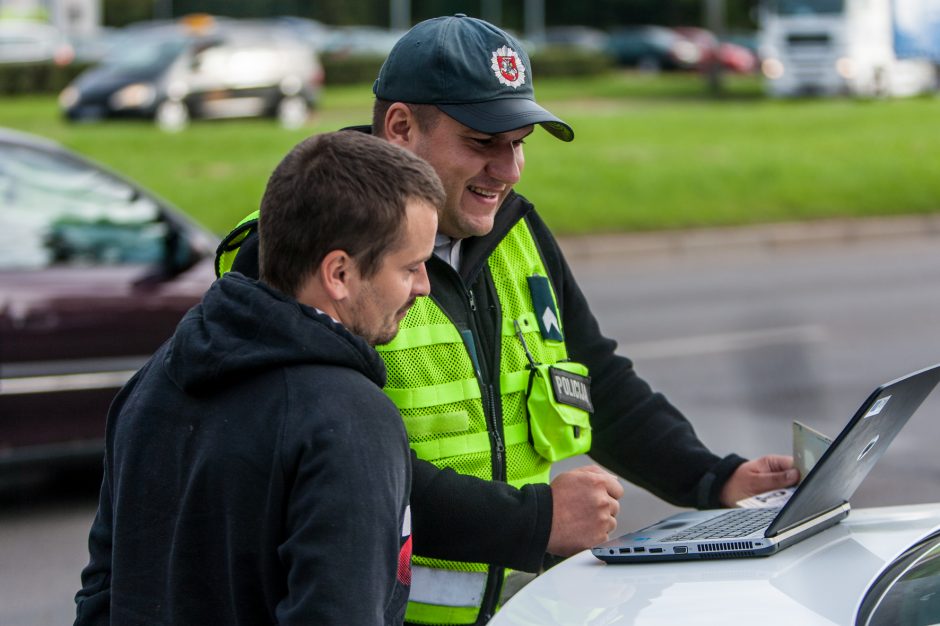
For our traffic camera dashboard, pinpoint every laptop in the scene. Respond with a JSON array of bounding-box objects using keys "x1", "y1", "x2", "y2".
[{"x1": 593, "y1": 363, "x2": 940, "y2": 563}]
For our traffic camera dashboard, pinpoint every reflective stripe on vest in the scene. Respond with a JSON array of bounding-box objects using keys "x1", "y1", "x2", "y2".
[
  {"x1": 377, "y1": 218, "x2": 574, "y2": 624},
  {"x1": 409, "y1": 566, "x2": 487, "y2": 607}
]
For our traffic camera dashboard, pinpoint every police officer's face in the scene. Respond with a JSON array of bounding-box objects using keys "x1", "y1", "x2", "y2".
[
  {"x1": 346, "y1": 199, "x2": 437, "y2": 346},
  {"x1": 410, "y1": 112, "x2": 531, "y2": 240}
]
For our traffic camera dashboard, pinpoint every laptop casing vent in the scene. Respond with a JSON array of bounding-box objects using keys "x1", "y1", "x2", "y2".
[
  {"x1": 698, "y1": 541, "x2": 754, "y2": 552},
  {"x1": 700, "y1": 550, "x2": 757, "y2": 559}
]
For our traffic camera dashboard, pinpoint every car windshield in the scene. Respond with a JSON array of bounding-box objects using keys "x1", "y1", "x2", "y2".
[
  {"x1": 0, "y1": 143, "x2": 164, "y2": 270},
  {"x1": 101, "y1": 34, "x2": 188, "y2": 72},
  {"x1": 766, "y1": 0, "x2": 844, "y2": 15},
  {"x1": 857, "y1": 530, "x2": 940, "y2": 625}
]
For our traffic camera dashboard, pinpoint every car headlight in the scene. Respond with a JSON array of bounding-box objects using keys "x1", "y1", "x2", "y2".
[
  {"x1": 762, "y1": 57, "x2": 785, "y2": 80},
  {"x1": 835, "y1": 57, "x2": 855, "y2": 79},
  {"x1": 58, "y1": 86, "x2": 79, "y2": 109},
  {"x1": 673, "y1": 40, "x2": 702, "y2": 65},
  {"x1": 109, "y1": 83, "x2": 157, "y2": 110}
]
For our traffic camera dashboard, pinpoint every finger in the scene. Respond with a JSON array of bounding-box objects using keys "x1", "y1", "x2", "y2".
[
  {"x1": 604, "y1": 475, "x2": 624, "y2": 499},
  {"x1": 608, "y1": 496, "x2": 620, "y2": 518},
  {"x1": 761, "y1": 454, "x2": 795, "y2": 472},
  {"x1": 756, "y1": 468, "x2": 800, "y2": 491},
  {"x1": 580, "y1": 466, "x2": 624, "y2": 497}
]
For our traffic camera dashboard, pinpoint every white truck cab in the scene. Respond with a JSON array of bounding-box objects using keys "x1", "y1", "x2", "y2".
[{"x1": 758, "y1": 0, "x2": 939, "y2": 97}]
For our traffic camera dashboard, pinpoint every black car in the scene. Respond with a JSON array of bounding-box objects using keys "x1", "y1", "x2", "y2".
[
  {"x1": 605, "y1": 25, "x2": 703, "y2": 71},
  {"x1": 0, "y1": 128, "x2": 217, "y2": 469},
  {"x1": 59, "y1": 16, "x2": 324, "y2": 131}
]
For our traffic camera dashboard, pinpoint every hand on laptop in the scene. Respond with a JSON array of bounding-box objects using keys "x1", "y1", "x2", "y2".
[
  {"x1": 719, "y1": 455, "x2": 800, "y2": 507},
  {"x1": 547, "y1": 465, "x2": 624, "y2": 556}
]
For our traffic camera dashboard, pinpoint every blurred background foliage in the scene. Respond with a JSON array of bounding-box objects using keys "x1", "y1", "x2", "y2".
[{"x1": 103, "y1": 0, "x2": 758, "y2": 31}]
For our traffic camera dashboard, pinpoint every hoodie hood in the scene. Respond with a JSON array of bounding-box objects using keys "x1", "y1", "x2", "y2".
[{"x1": 164, "y1": 273, "x2": 386, "y2": 393}]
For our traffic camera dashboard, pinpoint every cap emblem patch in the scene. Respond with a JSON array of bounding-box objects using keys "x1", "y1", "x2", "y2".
[{"x1": 491, "y1": 46, "x2": 526, "y2": 88}]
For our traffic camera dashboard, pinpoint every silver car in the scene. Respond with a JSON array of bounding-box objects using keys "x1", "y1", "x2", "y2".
[{"x1": 59, "y1": 16, "x2": 324, "y2": 131}]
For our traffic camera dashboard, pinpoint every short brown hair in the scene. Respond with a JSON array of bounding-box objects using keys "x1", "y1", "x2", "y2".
[
  {"x1": 372, "y1": 99, "x2": 442, "y2": 138},
  {"x1": 258, "y1": 131, "x2": 444, "y2": 297}
]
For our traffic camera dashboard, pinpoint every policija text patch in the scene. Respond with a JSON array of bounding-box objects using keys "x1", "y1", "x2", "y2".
[{"x1": 549, "y1": 367, "x2": 593, "y2": 413}]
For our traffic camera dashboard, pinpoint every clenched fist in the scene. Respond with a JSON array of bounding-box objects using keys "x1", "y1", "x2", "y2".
[{"x1": 546, "y1": 465, "x2": 624, "y2": 556}]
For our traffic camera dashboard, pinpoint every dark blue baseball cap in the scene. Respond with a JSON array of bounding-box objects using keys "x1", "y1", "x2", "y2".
[{"x1": 373, "y1": 14, "x2": 574, "y2": 142}]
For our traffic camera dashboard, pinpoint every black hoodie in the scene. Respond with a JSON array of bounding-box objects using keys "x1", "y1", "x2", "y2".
[{"x1": 74, "y1": 273, "x2": 412, "y2": 625}]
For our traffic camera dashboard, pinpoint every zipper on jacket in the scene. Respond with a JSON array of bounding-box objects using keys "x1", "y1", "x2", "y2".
[
  {"x1": 471, "y1": 282, "x2": 506, "y2": 625},
  {"x1": 434, "y1": 261, "x2": 507, "y2": 623},
  {"x1": 477, "y1": 565, "x2": 504, "y2": 625},
  {"x1": 466, "y1": 285, "x2": 504, "y2": 480},
  {"x1": 488, "y1": 383, "x2": 504, "y2": 477}
]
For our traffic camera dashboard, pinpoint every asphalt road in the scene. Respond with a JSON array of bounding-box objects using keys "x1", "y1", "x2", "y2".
[{"x1": 3, "y1": 224, "x2": 939, "y2": 625}]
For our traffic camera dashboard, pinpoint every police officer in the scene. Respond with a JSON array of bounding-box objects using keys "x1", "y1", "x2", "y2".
[{"x1": 217, "y1": 15, "x2": 799, "y2": 625}]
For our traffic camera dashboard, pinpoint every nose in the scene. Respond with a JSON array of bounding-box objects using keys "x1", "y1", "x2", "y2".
[
  {"x1": 486, "y1": 143, "x2": 523, "y2": 185},
  {"x1": 413, "y1": 262, "x2": 431, "y2": 297}
]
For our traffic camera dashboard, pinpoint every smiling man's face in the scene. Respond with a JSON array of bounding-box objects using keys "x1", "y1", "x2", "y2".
[{"x1": 408, "y1": 110, "x2": 532, "y2": 240}]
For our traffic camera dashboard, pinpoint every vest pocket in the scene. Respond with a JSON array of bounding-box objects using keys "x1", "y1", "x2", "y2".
[{"x1": 525, "y1": 362, "x2": 593, "y2": 462}]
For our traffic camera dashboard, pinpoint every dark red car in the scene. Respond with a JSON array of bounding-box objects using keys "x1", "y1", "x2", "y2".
[
  {"x1": 0, "y1": 128, "x2": 217, "y2": 469},
  {"x1": 674, "y1": 26, "x2": 759, "y2": 74}
]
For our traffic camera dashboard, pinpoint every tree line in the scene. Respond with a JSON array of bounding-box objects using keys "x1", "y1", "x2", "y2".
[{"x1": 104, "y1": 0, "x2": 759, "y2": 32}]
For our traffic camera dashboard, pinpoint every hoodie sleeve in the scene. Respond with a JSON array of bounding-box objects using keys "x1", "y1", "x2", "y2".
[
  {"x1": 73, "y1": 463, "x2": 114, "y2": 626},
  {"x1": 74, "y1": 368, "x2": 145, "y2": 625},
  {"x1": 526, "y1": 211, "x2": 746, "y2": 509},
  {"x1": 275, "y1": 370, "x2": 411, "y2": 625}
]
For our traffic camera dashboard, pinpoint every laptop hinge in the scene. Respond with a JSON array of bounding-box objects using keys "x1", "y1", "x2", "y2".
[{"x1": 766, "y1": 501, "x2": 851, "y2": 539}]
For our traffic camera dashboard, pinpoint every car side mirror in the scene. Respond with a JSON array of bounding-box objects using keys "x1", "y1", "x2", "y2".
[
  {"x1": 134, "y1": 222, "x2": 198, "y2": 287},
  {"x1": 162, "y1": 225, "x2": 192, "y2": 276}
]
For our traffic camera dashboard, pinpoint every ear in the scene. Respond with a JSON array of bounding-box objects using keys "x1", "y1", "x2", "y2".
[
  {"x1": 318, "y1": 249, "x2": 357, "y2": 302},
  {"x1": 384, "y1": 102, "x2": 418, "y2": 149}
]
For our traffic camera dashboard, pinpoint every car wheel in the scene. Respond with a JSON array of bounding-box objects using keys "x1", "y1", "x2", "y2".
[
  {"x1": 277, "y1": 96, "x2": 309, "y2": 130},
  {"x1": 155, "y1": 100, "x2": 189, "y2": 133}
]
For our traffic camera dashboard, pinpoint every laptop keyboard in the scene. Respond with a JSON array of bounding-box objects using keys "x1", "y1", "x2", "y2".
[{"x1": 662, "y1": 508, "x2": 781, "y2": 541}]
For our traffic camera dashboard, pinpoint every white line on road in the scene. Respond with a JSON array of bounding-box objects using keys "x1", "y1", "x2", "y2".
[{"x1": 624, "y1": 324, "x2": 828, "y2": 360}]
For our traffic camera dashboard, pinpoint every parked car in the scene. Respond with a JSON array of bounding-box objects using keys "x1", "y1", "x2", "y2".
[
  {"x1": 320, "y1": 25, "x2": 404, "y2": 58},
  {"x1": 0, "y1": 20, "x2": 73, "y2": 65},
  {"x1": 0, "y1": 128, "x2": 217, "y2": 470},
  {"x1": 539, "y1": 25, "x2": 609, "y2": 53},
  {"x1": 490, "y1": 503, "x2": 940, "y2": 625},
  {"x1": 59, "y1": 16, "x2": 324, "y2": 131},
  {"x1": 674, "y1": 26, "x2": 759, "y2": 74},
  {"x1": 605, "y1": 25, "x2": 702, "y2": 71},
  {"x1": 717, "y1": 39, "x2": 759, "y2": 74},
  {"x1": 674, "y1": 25, "x2": 721, "y2": 68},
  {"x1": 268, "y1": 16, "x2": 333, "y2": 52}
]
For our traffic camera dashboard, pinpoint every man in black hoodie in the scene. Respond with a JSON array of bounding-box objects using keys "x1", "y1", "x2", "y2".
[{"x1": 73, "y1": 131, "x2": 444, "y2": 625}]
